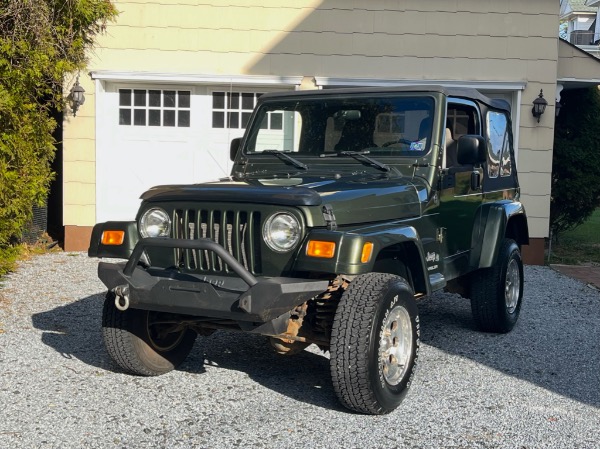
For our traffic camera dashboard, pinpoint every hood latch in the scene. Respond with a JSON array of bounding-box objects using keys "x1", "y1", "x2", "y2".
[{"x1": 322, "y1": 204, "x2": 337, "y2": 231}]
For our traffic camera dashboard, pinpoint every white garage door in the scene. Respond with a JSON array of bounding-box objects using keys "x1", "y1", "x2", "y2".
[{"x1": 96, "y1": 84, "x2": 280, "y2": 222}]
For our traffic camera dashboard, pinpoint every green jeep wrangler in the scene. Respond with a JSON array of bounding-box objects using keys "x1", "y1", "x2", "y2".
[{"x1": 89, "y1": 86, "x2": 528, "y2": 415}]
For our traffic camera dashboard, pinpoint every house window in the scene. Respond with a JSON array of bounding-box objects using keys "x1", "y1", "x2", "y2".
[
  {"x1": 212, "y1": 92, "x2": 282, "y2": 130},
  {"x1": 119, "y1": 89, "x2": 191, "y2": 127}
]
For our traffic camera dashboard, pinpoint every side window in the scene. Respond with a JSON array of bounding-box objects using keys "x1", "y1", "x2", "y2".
[
  {"x1": 486, "y1": 111, "x2": 511, "y2": 178},
  {"x1": 446, "y1": 109, "x2": 471, "y2": 140},
  {"x1": 445, "y1": 103, "x2": 479, "y2": 168}
]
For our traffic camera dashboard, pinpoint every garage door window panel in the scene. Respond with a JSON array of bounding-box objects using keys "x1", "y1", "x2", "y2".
[
  {"x1": 212, "y1": 92, "x2": 272, "y2": 130},
  {"x1": 119, "y1": 89, "x2": 191, "y2": 128}
]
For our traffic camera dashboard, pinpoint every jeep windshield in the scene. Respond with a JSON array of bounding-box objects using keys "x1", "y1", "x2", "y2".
[{"x1": 242, "y1": 94, "x2": 435, "y2": 161}]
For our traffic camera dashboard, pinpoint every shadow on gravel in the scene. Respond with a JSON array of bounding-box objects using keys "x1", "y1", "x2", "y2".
[
  {"x1": 31, "y1": 294, "x2": 116, "y2": 371},
  {"x1": 32, "y1": 294, "x2": 342, "y2": 411},
  {"x1": 182, "y1": 332, "x2": 343, "y2": 412},
  {"x1": 33, "y1": 267, "x2": 598, "y2": 411},
  {"x1": 418, "y1": 279, "x2": 600, "y2": 409}
]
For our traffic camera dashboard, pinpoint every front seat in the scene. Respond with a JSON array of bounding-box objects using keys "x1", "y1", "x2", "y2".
[
  {"x1": 445, "y1": 127, "x2": 459, "y2": 168},
  {"x1": 335, "y1": 121, "x2": 371, "y2": 152}
]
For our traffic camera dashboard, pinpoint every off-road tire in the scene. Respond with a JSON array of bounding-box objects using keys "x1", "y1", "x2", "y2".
[
  {"x1": 470, "y1": 238, "x2": 524, "y2": 333},
  {"x1": 330, "y1": 273, "x2": 419, "y2": 415},
  {"x1": 102, "y1": 292, "x2": 196, "y2": 375}
]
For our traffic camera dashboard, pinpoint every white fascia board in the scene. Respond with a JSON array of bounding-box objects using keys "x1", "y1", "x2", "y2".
[
  {"x1": 89, "y1": 71, "x2": 303, "y2": 87},
  {"x1": 558, "y1": 76, "x2": 600, "y2": 84},
  {"x1": 314, "y1": 77, "x2": 526, "y2": 91}
]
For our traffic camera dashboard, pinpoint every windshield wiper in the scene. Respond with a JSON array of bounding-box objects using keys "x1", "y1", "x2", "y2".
[
  {"x1": 320, "y1": 150, "x2": 390, "y2": 172},
  {"x1": 262, "y1": 150, "x2": 308, "y2": 170}
]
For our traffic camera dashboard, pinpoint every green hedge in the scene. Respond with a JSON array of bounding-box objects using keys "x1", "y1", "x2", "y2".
[
  {"x1": 551, "y1": 87, "x2": 600, "y2": 237},
  {"x1": 0, "y1": 0, "x2": 117, "y2": 275}
]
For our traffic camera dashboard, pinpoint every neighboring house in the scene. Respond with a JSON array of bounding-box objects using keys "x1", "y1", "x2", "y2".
[
  {"x1": 560, "y1": 0, "x2": 600, "y2": 57},
  {"x1": 62, "y1": 0, "x2": 600, "y2": 265}
]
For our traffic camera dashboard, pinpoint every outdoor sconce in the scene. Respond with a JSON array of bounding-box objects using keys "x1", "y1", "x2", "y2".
[
  {"x1": 69, "y1": 76, "x2": 86, "y2": 116},
  {"x1": 532, "y1": 89, "x2": 548, "y2": 123}
]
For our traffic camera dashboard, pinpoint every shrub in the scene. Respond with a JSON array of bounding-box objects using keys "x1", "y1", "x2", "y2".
[
  {"x1": 0, "y1": 0, "x2": 117, "y2": 275},
  {"x1": 550, "y1": 87, "x2": 600, "y2": 238}
]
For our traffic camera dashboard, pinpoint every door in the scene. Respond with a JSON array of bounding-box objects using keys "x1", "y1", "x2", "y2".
[{"x1": 436, "y1": 100, "x2": 484, "y2": 277}]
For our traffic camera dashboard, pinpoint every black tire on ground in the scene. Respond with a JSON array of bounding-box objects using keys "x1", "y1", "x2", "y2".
[
  {"x1": 470, "y1": 238, "x2": 524, "y2": 333},
  {"x1": 102, "y1": 292, "x2": 197, "y2": 376},
  {"x1": 330, "y1": 273, "x2": 420, "y2": 415}
]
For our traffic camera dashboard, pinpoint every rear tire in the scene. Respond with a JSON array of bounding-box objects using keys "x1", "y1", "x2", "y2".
[
  {"x1": 102, "y1": 292, "x2": 196, "y2": 375},
  {"x1": 330, "y1": 273, "x2": 419, "y2": 415},
  {"x1": 470, "y1": 238, "x2": 524, "y2": 333}
]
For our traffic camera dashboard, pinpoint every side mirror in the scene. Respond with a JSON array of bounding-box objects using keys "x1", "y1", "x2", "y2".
[
  {"x1": 230, "y1": 138, "x2": 241, "y2": 161},
  {"x1": 457, "y1": 135, "x2": 486, "y2": 165}
]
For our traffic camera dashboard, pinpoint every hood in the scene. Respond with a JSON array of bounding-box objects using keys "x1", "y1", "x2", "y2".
[{"x1": 141, "y1": 174, "x2": 425, "y2": 224}]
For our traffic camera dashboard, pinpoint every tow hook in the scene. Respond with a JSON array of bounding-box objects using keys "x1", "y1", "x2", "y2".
[{"x1": 114, "y1": 285, "x2": 130, "y2": 311}]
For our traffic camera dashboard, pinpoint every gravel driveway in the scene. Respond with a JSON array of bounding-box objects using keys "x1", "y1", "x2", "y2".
[{"x1": 0, "y1": 252, "x2": 598, "y2": 449}]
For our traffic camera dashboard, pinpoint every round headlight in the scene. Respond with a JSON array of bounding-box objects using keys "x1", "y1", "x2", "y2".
[
  {"x1": 139, "y1": 208, "x2": 171, "y2": 238},
  {"x1": 263, "y1": 213, "x2": 301, "y2": 253}
]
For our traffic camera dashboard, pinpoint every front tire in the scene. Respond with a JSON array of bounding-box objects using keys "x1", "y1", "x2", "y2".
[
  {"x1": 470, "y1": 238, "x2": 524, "y2": 333},
  {"x1": 330, "y1": 273, "x2": 420, "y2": 415},
  {"x1": 102, "y1": 292, "x2": 197, "y2": 376}
]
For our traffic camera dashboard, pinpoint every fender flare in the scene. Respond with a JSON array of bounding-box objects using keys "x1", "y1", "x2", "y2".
[
  {"x1": 295, "y1": 226, "x2": 430, "y2": 296},
  {"x1": 470, "y1": 201, "x2": 529, "y2": 269},
  {"x1": 365, "y1": 226, "x2": 430, "y2": 296}
]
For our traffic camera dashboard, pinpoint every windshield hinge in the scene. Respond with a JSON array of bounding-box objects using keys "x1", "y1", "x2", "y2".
[
  {"x1": 436, "y1": 227, "x2": 446, "y2": 244},
  {"x1": 322, "y1": 204, "x2": 337, "y2": 231}
]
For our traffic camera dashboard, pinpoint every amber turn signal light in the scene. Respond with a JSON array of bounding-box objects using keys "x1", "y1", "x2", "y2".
[
  {"x1": 361, "y1": 242, "x2": 374, "y2": 263},
  {"x1": 307, "y1": 240, "x2": 336, "y2": 258},
  {"x1": 101, "y1": 230, "x2": 125, "y2": 245}
]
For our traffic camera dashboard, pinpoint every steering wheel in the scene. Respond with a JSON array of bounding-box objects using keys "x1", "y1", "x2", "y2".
[{"x1": 382, "y1": 138, "x2": 413, "y2": 148}]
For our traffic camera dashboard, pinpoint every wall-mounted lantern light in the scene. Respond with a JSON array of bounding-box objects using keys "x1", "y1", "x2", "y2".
[
  {"x1": 69, "y1": 76, "x2": 86, "y2": 116},
  {"x1": 532, "y1": 89, "x2": 548, "y2": 123}
]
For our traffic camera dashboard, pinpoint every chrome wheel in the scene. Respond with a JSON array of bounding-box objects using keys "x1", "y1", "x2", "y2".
[
  {"x1": 505, "y1": 258, "x2": 520, "y2": 313},
  {"x1": 379, "y1": 305, "x2": 413, "y2": 386}
]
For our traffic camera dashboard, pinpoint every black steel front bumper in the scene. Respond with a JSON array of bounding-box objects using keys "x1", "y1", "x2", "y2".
[{"x1": 98, "y1": 237, "x2": 329, "y2": 323}]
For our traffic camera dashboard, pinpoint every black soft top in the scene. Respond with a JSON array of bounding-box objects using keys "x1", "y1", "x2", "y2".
[{"x1": 258, "y1": 85, "x2": 510, "y2": 113}]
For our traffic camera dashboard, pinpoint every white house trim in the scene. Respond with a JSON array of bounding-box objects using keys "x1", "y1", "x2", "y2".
[
  {"x1": 314, "y1": 77, "x2": 527, "y2": 91},
  {"x1": 558, "y1": 76, "x2": 600, "y2": 85},
  {"x1": 89, "y1": 71, "x2": 304, "y2": 87}
]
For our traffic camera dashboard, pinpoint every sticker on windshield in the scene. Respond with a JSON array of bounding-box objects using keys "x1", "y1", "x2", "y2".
[{"x1": 409, "y1": 141, "x2": 425, "y2": 151}]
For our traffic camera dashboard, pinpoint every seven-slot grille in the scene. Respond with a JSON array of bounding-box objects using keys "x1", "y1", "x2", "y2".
[{"x1": 173, "y1": 208, "x2": 262, "y2": 275}]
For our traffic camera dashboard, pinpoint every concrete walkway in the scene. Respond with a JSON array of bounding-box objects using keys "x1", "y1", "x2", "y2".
[{"x1": 551, "y1": 264, "x2": 600, "y2": 291}]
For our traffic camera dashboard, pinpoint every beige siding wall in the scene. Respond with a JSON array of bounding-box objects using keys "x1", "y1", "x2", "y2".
[
  {"x1": 558, "y1": 39, "x2": 600, "y2": 79},
  {"x1": 65, "y1": 0, "x2": 559, "y2": 239},
  {"x1": 63, "y1": 74, "x2": 96, "y2": 227}
]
